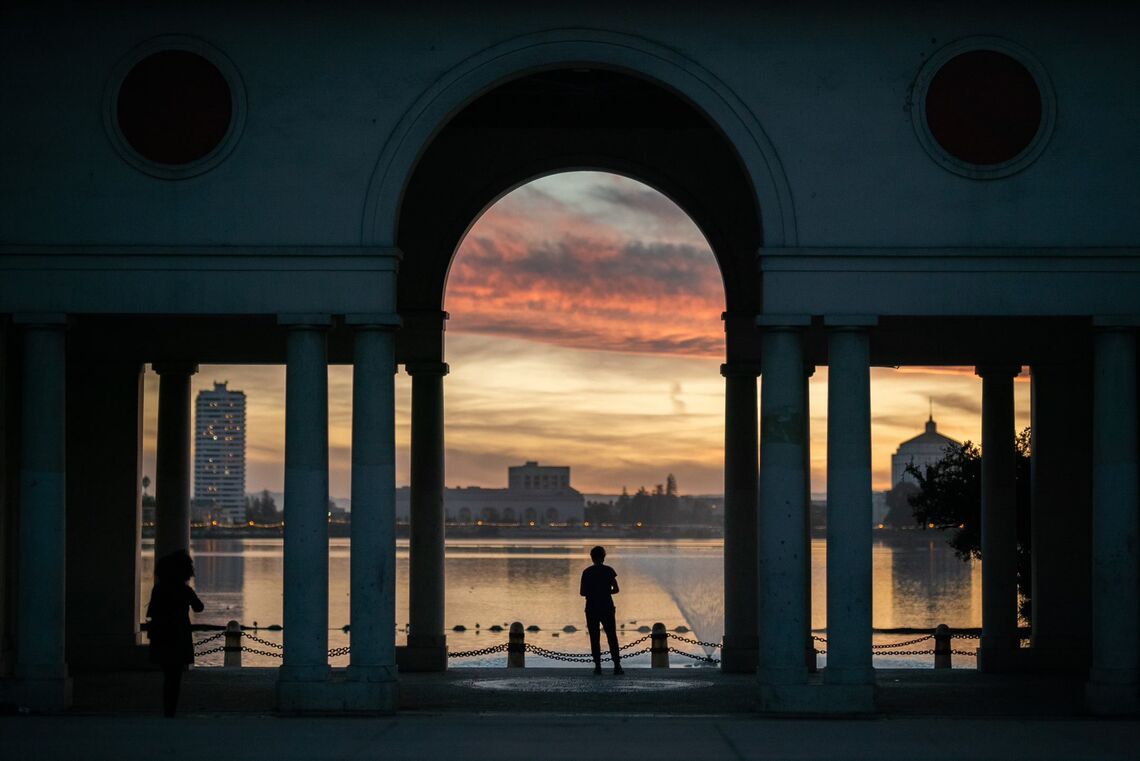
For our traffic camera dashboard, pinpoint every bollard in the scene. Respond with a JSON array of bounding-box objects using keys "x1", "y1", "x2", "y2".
[
  {"x1": 934, "y1": 623, "x2": 951, "y2": 669},
  {"x1": 224, "y1": 620, "x2": 242, "y2": 668},
  {"x1": 508, "y1": 621, "x2": 525, "y2": 668},
  {"x1": 651, "y1": 622, "x2": 669, "y2": 668}
]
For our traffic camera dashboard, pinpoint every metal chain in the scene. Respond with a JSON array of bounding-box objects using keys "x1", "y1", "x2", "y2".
[
  {"x1": 194, "y1": 646, "x2": 226, "y2": 657},
  {"x1": 328, "y1": 646, "x2": 351, "y2": 658},
  {"x1": 241, "y1": 646, "x2": 284, "y2": 659},
  {"x1": 193, "y1": 631, "x2": 225, "y2": 646},
  {"x1": 872, "y1": 635, "x2": 933, "y2": 649},
  {"x1": 872, "y1": 649, "x2": 937, "y2": 656},
  {"x1": 667, "y1": 634, "x2": 722, "y2": 649},
  {"x1": 950, "y1": 648, "x2": 979, "y2": 656},
  {"x1": 243, "y1": 633, "x2": 284, "y2": 649},
  {"x1": 449, "y1": 642, "x2": 510, "y2": 658},
  {"x1": 668, "y1": 647, "x2": 720, "y2": 664}
]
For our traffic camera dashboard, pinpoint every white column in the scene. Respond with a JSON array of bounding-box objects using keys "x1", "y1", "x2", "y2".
[
  {"x1": 15, "y1": 317, "x2": 71, "y2": 709},
  {"x1": 405, "y1": 360, "x2": 448, "y2": 671},
  {"x1": 153, "y1": 363, "x2": 196, "y2": 561},
  {"x1": 279, "y1": 320, "x2": 331, "y2": 691},
  {"x1": 824, "y1": 323, "x2": 874, "y2": 690},
  {"x1": 757, "y1": 320, "x2": 809, "y2": 696},
  {"x1": 347, "y1": 320, "x2": 398, "y2": 701},
  {"x1": 976, "y1": 364, "x2": 1020, "y2": 669},
  {"x1": 1086, "y1": 327, "x2": 1138, "y2": 713},
  {"x1": 721, "y1": 361, "x2": 759, "y2": 673}
]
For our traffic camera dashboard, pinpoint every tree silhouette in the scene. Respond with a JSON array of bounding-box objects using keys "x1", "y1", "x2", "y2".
[{"x1": 906, "y1": 428, "x2": 1033, "y2": 622}]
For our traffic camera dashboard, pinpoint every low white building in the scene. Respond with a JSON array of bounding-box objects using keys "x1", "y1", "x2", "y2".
[{"x1": 395, "y1": 462, "x2": 585, "y2": 525}]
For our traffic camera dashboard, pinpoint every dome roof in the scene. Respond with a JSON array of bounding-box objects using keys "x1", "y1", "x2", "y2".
[{"x1": 896, "y1": 417, "x2": 960, "y2": 452}]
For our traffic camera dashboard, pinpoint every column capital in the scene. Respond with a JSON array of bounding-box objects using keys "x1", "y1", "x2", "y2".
[
  {"x1": 345, "y1": 313, "x2": 402, "y2": 329},
  {"x1": 13, "y1": 313, "x2": 68, "y2": 327},
  {"x1": 720, "y1": 361, "x2": 761, "y2": 378},
  {"x1": 152, "y1": 361, "x2": 198, "y2": 376},
  {"x1": 757, "y1": 314, "x2": 812, "y2": 328},
  {"x1": 405, "y1": 361, "x2": 449, "y2": 377},
  {"x1": 278, "y1": 313, "x2": 333, "y2": 328},
  {"x1": 1092, "y1": 315, "x2": 1140, "y2": 329},
  {"x1": 975, "y1": 364, "x2": 1022, "y2": 379},
  {"x1": 823, "y1": 314, "x2": 878, "y2": 328}
]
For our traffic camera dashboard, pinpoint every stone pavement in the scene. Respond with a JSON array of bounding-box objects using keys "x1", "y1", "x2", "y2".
[
  {"x1": 67, "y1": 667, "x2": 1089, "y2": 717},
  {"x1": 3, "y1": 713, "x2": 1138, "y2": 760},
  {"x1": 6, "y1": 668, "x2": 1137, "y2": 760}
]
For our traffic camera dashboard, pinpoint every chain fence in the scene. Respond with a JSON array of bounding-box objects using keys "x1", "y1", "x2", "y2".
[{"x1": 190, "y1": 624, "x2": 989, "y2": 665}]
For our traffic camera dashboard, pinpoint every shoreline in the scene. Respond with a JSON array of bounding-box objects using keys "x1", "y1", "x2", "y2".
[{"x1": 142, "y1": 525, "x2": 956, "y2": 542}]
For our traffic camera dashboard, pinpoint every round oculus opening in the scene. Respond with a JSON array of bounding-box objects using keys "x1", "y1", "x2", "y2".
[
  {"x1": 116, "y1": 50, "x2": 233, "y2": 166},
  {"x1": 924, "y1": 49, "x2": 1042, "y2": 166}
]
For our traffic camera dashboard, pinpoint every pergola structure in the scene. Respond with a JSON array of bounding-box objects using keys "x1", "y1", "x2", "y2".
[{"x1": 1, "y1": 6, "x2": 1137, "y2": 714}]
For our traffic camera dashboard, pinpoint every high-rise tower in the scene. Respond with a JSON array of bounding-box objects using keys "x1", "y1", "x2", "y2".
[{"x1": 194, "y1": 381, "x2": 247, "y2": 524}]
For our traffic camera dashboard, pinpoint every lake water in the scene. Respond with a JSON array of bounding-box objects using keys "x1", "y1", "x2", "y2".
[{"x1": 144, "y1": 534, "x2": 982, "y2": 669}]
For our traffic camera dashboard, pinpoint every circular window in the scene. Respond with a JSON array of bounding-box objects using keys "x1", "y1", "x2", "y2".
[
  {"x1": 911, "y1": 38, "x2": 1054, "y2": 179},
  {"x1": 105, "y1": 37, "x2": 245, "y2": 178}
]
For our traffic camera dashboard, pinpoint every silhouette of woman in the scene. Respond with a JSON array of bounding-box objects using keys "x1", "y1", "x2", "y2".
[{"x1": 146, "y1": 550, "x2": 205, "y2": 717}]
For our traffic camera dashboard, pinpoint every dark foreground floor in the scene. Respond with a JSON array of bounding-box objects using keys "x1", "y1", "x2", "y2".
[
  {"x1": 68, "y1": 667, "x2": 1088, "y2": 717},
  {"x1": 4, "y1": 713, "x2": 1138, "y2": 761}
]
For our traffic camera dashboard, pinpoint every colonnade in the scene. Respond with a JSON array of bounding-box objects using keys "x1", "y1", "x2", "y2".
[{"x1": 2, "y1": 315, "x2": 1137, "y2": 713}]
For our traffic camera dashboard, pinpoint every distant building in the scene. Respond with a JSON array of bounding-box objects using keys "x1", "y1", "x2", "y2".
[
  {"x1": 890, "y1": 416, "x2": 959, "y2": 486},
  {"x1": 194, "y1": 381, "x2": 247, "y2": 524},
  {"x1": 396, "y1": 461, "x2": 585, "y2": 525}
]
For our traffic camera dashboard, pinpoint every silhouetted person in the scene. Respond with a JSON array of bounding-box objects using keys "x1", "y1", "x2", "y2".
[
  {"x1": 580, "y1": 545, "x2": 623, "y2": 675},
  {"x1": 147, "y1": 550, "x2": 204, "y2": 717}
]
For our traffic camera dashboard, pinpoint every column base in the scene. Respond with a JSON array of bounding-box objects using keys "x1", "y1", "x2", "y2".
[
  {"x1": 0, "y1": 675, "x2": 73, "y2": 712},
  {"x1": 1085, "y1": 680, "x2": 1140, "y2": 716},
  {"x1": 69, "y1": 637, "x2": 151, "y2": 672},
  {"x1": 277, "y1": 669, "x2": 398, "y2": 714},
  {"x1": 977, "y1": 645, "x2": 1026, "y2": 673},
  {"x1": 758, "y1": 682, "x2": 876, "y2": 715},
  {"x1": 396, "y1": 643, "x2": 448, "y2": 672},
  {"x1": 720, "y1": 635, "x2": 758, "y2": 673}
]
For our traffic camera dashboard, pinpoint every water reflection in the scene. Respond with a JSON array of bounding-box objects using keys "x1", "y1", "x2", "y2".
[{"x1": 144, "y1": 533, "x2": 981, "y2": 668}]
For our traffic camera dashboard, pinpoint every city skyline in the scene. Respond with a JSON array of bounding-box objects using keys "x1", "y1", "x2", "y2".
[{"x1": 141, "y1": 173, "x2": 1029, "y2": 497}]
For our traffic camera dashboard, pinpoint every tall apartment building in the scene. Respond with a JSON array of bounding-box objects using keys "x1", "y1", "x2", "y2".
[{"x1": 194, "y1": 381, "x2": 247, "y2": 524}]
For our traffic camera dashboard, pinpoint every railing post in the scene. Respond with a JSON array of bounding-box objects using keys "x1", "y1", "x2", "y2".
[
  {"x1": 224, "y1": 620, "x2": 242, "y2": 668},
  {"x1": 508, "y1": 622, "x2": 525, "y2": 668},
  {"x1": 934, "y1": 624, "x2": 951, "y2": 670},
  {"x1": 652, "y1": 623, "x2": 669, "y2": 668}
]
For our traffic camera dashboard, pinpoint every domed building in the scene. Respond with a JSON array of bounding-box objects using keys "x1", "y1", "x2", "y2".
[{"x1": 890, "y1": 416, "x2": 960, "y2": 486}]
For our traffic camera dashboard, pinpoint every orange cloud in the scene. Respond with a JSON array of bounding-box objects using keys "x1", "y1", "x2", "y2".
[{"x1": 446, "y1": 176, "x2": 725, "y2": 358}]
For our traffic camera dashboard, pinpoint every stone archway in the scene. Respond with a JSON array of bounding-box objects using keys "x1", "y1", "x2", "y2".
[{"x1": 380, "y1": 36, "x2": 779, "y2": 672}]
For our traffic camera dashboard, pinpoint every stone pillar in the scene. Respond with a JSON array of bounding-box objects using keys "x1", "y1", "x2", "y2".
[
  {"x1": 277, "y1": 318, "x2": 331, "y2": 709},
  {"x1": 1030, "y1": 363, "x2": 1092, "y2": 670},
  {"x1": 0, "y1": 320, "x2": 13, "y2": 678},
  {"x1": 14, "y1": 317, "x2": 71, "y2": 709},
  {"x1": 720, "y1": 360, "x2": 759, "y2": 673},
  {"x1": 1086, "y1": 327, "x2": 1138, "y2": 713},
  {"x1": 153, "y1": 362, "x2": 197, "y2": 561},
  {"x1": 757, "y1": 317, "x2": 810, "y2": 709},
  {"x1": 824, "y1": 320, "x2": 875, "y2": 707},
  {"x1": 346, "y1": 317, "x2": 399, "y2": 711},
  {"x1": 66, "y1": 360, "x2": 145, "y2": 670},
  {"x1": 976, "y1": 364, "x2": 1021, "y2": 671},
  {"x1": 404, "y1": 361, "x2": 448, "y2": 671}
]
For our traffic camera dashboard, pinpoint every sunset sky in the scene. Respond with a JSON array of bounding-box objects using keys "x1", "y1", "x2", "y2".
[{"x1": 142, "y1": 172, "x2": 1030, "y2": 500}]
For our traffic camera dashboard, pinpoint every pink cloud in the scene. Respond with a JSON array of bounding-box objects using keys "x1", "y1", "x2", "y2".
[{"x1": 447, "y1": 183, "x2": 726, "y2": 358}]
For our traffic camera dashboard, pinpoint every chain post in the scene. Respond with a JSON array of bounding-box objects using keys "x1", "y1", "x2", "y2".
[
  {"x1": 508, "y1": 622, "x2": 525, "y2": 668},
  {"x1": 651, "y1": 623, "x2": 669, "y2": 668},
  {"x1": 934, "y1": 623, "x2": 951, "y2": 669},
  {"x1": 223, "y1": 620, "x2": 242, "y2": 668}
]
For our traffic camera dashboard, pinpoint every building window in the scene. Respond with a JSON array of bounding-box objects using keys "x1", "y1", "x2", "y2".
[
  {"x1": 105, "y1": 36, "x2": 246, "y2": 179},
  {"x1": 911, "y1": 37, "x2": 1054, "y2": 179}
]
